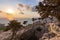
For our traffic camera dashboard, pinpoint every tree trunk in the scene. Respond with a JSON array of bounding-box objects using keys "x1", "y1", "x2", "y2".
[{"x1": 10, "y1": 31, "x2": 17, "y2": 40}]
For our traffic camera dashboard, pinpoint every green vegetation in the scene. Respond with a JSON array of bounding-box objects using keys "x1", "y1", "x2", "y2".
[
  {"x1": 7, "y1": 20, "x2": 23, "y2": 40},
  {"x1": 0, "y1": 26, "x2": 6, "y2": 30}
]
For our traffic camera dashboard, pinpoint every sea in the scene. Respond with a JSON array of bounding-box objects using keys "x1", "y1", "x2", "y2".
[
  {"x1": 0, "y1": 17, "x2": 58, "y2": 26},
  {"x1": 0, "y1": 18, "x2": 34, "y2": 26}
]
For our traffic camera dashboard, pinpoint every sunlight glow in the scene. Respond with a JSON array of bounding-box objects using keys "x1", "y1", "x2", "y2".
[{"x1": 5, "y1": 8, "x2": 14, "y2": 14}]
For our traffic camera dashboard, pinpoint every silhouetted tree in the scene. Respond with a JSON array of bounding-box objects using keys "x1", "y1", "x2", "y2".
[
  {"x1": 38, "y1": 18, "x2": 41, "y2": 20},
  {"x1": 38, "y1": 18, "x2": 41, "y2": 23},
  {"x1": 36, "y1": 0, "x2": 60, "y2": 23},
  {"x1": 32, "y1": 18, "x2": 36, "y2": 29},
  {"x1": 8, "y1": 20, "x2": 23, "y2": 40},
  {"x1": 23, "y1": 21, "x2": 28, "y2": 25},
  {"x1": 36, "y1": 0, "x2": 60, "y2": 39}
]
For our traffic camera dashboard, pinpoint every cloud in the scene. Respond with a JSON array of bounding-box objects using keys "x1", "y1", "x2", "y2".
[
  {"x1": 0, "y1": 3, "x2": 40, "y2": 20},
  {"x1": 18, "y1": 4, "x2": 33, "y2": 11},
  {"x1": 18, "y1": 3, "x2": 40, "y2": 18},
  {"x1": 0, "y1": 11, "x2": 14, "y2": 20},
  {"x1": 38, "y1": 0, "x2": 43, "y2": 2}
]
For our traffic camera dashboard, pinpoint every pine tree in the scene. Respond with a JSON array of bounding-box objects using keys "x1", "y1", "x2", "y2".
[
  {"x1": 8, "y1": 20, "x2": 23, "y2": 40},
  {"x1": 36, "y1": 0, "x2": 60, "y2": 22}
]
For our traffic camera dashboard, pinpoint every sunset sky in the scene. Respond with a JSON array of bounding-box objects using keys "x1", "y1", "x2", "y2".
[{"x1": 0, "y1": 0, "x2": 43, "y2": 20}]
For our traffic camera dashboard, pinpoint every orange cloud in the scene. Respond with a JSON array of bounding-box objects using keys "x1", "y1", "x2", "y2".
[{"x1": 5, "y1": 14, "x2": 14, "y2": 20}]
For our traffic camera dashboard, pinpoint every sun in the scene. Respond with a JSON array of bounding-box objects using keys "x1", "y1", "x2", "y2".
[{"x1": 6, "y1": 8, "x2": 14, "y2": 14}]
